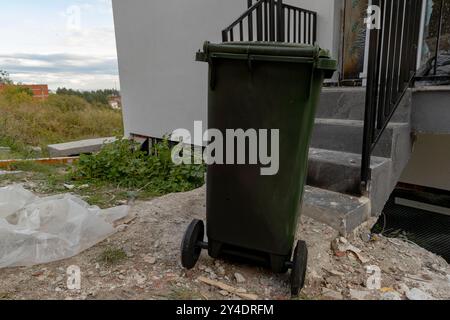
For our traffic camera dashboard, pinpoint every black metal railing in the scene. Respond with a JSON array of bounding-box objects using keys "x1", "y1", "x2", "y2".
[
  {"x1": 222, "y1": 0, "x2": 317, "y2": 45},
  {"x1": 361, "y1": 0, "x2": 423, "y2": 192}
]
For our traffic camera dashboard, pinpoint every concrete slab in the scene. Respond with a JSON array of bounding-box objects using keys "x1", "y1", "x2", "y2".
[
  {"x1": 0, "y1": 170, "x2": 21, "y2": 175},
  {"x1": 47, "y1": 137, "x2": 117, "y2": 157}
]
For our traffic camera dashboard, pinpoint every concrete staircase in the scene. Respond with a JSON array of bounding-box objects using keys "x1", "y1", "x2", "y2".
[{"x1": 303, "y1": 87, "x2": 414, "y2": 235}]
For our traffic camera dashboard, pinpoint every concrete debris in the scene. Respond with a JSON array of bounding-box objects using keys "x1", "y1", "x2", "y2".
[
  {"x1": 133, "y1": 273, "x2": 147, "y2": 285},
  {"x1": 382, "y1": 291, "x2": 402, "y2": 300},
  {"x1": 204, "y1": 267, "x2": 214, "y2": 274},
  {"x1": 349, "y1": 289, "x2": 370, "y2": 300},
  {"x1": 322, "y1": 288, "x2": 343, "y2": 300},
  {"x1": 331, "y1": 237, "x2": 370, "y2": 264},
  {"x1": 234, "y1": 273, "x2": 246, "y2": 284},
  {"x1": 143, "y1": 254, "x2": 157, "y2": 265},
  {"x1": 395, "y1": 283, "x2": 410, "y2": 295},
  {"x1": 0, "y1": 186, "x2": 448, "y2": 300},
  {"x1": 0, "y1": 170, "x2": 21, "y2": 176},
  {"x1": 198, "y1": 264, "x2": 206, "y2": 271},
  {"x1": 29, "y1": 146, "x2": 42, "y2": 153},
  {"x1": 406, "y1": 288, "x2": 435, "y2": 301},
  {"x1": 219, "y1": 290, "x2": 229, "y2": 297},
  {"x1": 217, "y1": 266, "x2": 226, "y2": 276}
]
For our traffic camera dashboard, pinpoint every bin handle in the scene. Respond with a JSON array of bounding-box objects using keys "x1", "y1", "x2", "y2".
[{"x1": 208, "y1": 57, "x2": 217, "y2": 91}]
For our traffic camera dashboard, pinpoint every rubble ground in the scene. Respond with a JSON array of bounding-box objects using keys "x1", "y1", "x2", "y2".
[{"x1": 0, "y1": 186, "x2": 449, "y2": 300}]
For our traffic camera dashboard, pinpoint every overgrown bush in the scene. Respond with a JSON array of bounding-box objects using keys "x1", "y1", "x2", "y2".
[
  {"x1": 0, "y1": 90, "x2": 123, "y2": 156},
  {"x1": 0, "y1": 85, "x2": 33, "y2": 105},
  {"x1": 71, "y1": 139, "x2": 205, "y2": 194},
  {"x1": 45, "y1": 94, "x2": 90, "y2": 111}
]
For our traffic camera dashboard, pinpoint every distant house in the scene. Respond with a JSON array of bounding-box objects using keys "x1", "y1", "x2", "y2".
[
  {"x1": 25, "y1": 84, "x2": 49, "y2": 99},
  {"x1": 0, "y1": 84, "x2": 49, "y2": 100},
  {"x1": 108, "y1": 95, "x2": 122, "y2": 110}
]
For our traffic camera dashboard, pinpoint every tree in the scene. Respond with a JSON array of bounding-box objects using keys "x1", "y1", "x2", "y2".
[
  {"x1": 0, "y1": 70, "x2": 13, "y2": 85},
  {"x1": 56, "y1": 88, "x2": 120, "y2": 106}
]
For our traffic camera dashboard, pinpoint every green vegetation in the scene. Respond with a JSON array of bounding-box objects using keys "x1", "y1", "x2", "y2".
[
  {"x1": 0, "y1": 85, "x2": 33, "y2": 104},
  {"x1": 1, "y1": 139, "x2": 206, "y2": 208},
  {"x1": 56, "y1": 87, "x2": 120, "y2": 106},
  {"x1": 0, "y1": 163, "x2": 132, "y2": 208},
  {"x1": 0, "y1": 84, "x2": 123, "y2": 158},
  {"x1": 71, "y1": 139, "x2": 206, "y2": 195},
  {"x1": 0, "y1": 162, "x2": 72, "y2": 193},
  {"x1": 0, "y1": 71, "x2": 204, "y2": 207},
  {"x1": 98, "y1": 247, "x2": 128, "y2": 265}
]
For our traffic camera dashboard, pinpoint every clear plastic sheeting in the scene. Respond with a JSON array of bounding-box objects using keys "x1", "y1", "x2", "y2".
[{"x1": 0, "y1": 185, "x2": 129, "y2": 268}]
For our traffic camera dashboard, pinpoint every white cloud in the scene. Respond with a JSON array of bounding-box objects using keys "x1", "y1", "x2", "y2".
[
  {"x1": 11, "y1": 72, "x2": 119, "y2": 91},
  {"x1": 0, "y1": 0, "x2": 118, "y2": 91}
]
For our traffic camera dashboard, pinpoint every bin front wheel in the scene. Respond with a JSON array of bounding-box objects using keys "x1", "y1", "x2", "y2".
[
  {"x1": 181, "y1": 219, "x2": 205, "y2": 269},
  {"x1": 290, "y1": 240, "x2": 308, "y2": 296}
]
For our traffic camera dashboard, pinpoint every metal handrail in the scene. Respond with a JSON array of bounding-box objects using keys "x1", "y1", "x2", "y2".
[
  {"x1": 361, "y1": 0, "x2": 423, "y2": 192},
  {"x1": 222, "y1": 0, "x2": 317, "y2": 45}
]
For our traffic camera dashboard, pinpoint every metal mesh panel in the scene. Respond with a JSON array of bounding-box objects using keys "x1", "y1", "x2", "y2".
[{"x1": 372, "y1": 196, "x2": 450, "y2": 263}]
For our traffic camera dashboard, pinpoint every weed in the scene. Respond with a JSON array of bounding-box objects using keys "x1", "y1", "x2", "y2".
[
  {"x1": 71, "y1": 139, "x2": 206, "y2": 195},
  {"x1": 0, "y1": 90, "x2": 123, "y2": 157},
  {"x1": 98, "y1": 247, "x2": 128, "y2": 265}
]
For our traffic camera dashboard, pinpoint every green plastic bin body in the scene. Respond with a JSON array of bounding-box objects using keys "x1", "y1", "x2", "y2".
[{"x1": 198, "y1": 42, "x2": 336, "y2": 272}]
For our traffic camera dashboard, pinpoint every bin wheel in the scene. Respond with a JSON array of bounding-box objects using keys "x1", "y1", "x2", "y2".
[
  {"x1": 290, "y1": 240, "x2": 308, "y2": 296},
  {"x1": 181, "y1": 219, "x2": 205, "y2": 269}
]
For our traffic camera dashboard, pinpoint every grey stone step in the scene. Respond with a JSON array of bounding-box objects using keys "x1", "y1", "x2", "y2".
[
  {"x1": 307, "y1": 148, "x2": 392, "y2": 197},
  {"x1": 317, "y1": 88, "x2": 412, "y2": 122},
  {"x1": 302, "y1": 185, "x2": 371, "y2": 235},
  {"x1": 311, "y1": 118, "x2": 410, "y2": 158}
]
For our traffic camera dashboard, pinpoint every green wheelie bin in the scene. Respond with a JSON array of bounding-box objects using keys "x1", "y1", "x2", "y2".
[{"x1": 181, "y1": 42, "x2": 336, "y2": 295}]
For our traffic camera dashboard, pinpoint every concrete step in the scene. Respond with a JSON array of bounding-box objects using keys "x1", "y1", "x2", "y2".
[
  {"x1": 302, "y1": 185, "x2": 371, "y2": 235},
  {"x1": 317, "y1": 87, "x2": 412, "y2": 122},
  {"x1": 307, "y1": 148, "x2": 392, "y2": 196},
  {"x1": 311, "y1": 118, "x2": 410, "y2": 158}
]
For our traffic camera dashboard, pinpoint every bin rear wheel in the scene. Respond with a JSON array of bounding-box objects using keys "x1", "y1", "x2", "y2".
[
  {"x1": 181, "y1": 219, "x2": 205, "y2": 269},
  {"x1": 290, "y1": 240, "x2": 308, "y2": 296}
]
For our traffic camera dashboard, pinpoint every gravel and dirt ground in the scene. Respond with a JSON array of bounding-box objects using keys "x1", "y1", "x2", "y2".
[{"x1": 0, "y1": 186, "x2": 449, "y2": 300}]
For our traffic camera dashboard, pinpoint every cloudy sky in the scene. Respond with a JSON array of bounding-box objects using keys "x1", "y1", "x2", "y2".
[{"x1": 0, "y1": 0, "x2": 119, "y2": 91}]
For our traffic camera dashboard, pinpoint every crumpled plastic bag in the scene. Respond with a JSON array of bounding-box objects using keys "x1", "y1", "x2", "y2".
[
  {"x1": 0, "y1": 184, "x2": 36, "y2": 219},
  {"x1": 0, "y1": 185, "x2": 129, "y2": 268}
]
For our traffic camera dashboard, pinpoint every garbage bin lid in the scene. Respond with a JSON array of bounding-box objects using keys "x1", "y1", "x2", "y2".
[{"x1": 197, "y1": 41, "x2": 336, "y2": 75}]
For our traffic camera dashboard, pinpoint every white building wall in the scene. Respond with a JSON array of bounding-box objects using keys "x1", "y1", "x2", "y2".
[
  {"x1": 112, "y1": 0, "x2": 341, "y2": 140},
  {"x1": 400, "y1": 134, "x2": 450, "y2": 192}
]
